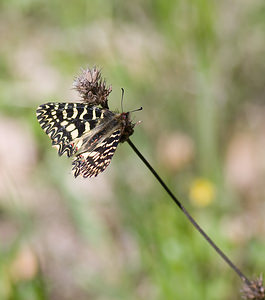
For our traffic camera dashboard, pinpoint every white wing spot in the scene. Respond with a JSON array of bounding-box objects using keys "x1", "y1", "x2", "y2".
[
  {"x1": 92, "y1": 109, "x2": 96, "y2": 120},
  {"x1": 90, "y1": 151, "x2": 97, "y2": 157},
  {"x1": 63, "y1": 111, "x2": 68, "y2": 119},
  {"x1": 82, "y1": 152, "x2": 89, "y2": 159},
  {"x1": 66, "y1": 124, "x2": 76, "y2": 131},
  {"x1": 85, "y1": 122, "x2": 90, "y2": 131},
  {"x1": 61, "y1": 121, "x2": 68, "y2": 126},
  {"x1": 72, "y1": 108, "x2": 78, "y2": 118},
  {"x1": 71, "y1": 129, "x2": 79, "y2": 139}
]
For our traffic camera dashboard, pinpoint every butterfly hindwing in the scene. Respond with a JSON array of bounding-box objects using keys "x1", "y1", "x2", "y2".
[
  {"x1": 36, "y1": 103, "x2": 104, "y2": 157},
  {"x1": 72, "y1": 129, "x2": 121, "y2": 178}
]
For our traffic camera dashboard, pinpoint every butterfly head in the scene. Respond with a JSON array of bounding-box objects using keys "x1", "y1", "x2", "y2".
[
  {"x1": 120, "y1": 111, "x2": 130, "y2": 120},
  {"x1": 118, "y1": 107, "x2": 142, "y2": 143}
]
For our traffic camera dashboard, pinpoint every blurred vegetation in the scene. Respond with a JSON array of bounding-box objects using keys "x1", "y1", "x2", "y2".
[{"x1": 0, "y1": 0, "x2": 264, "y2": 299}]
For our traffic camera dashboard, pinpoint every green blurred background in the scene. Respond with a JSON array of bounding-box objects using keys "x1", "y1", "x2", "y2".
[{"x1": 0, "y1": 0, "x2": 264, "y2": 299}]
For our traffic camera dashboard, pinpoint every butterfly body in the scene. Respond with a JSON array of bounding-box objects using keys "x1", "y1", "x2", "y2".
[{"x1": 36, "y1": 102, "x2": 134, "y2": 178}]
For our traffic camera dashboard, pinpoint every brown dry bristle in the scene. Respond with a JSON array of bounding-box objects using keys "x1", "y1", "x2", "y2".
[
  {"x1": 241, "y1": 275, "x2": 265, "y2": 300},
  {"x1": 73, "y1": 67, "x2": 112, "y2": 109}
]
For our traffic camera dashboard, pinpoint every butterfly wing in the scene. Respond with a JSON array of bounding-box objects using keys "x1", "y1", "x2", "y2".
[
  {"x1": 36, "y1": 103, "x2": 133, "y2": 178},
  {"x1": 72, "y1": 129, "x2": 121, "y2": 178},
  {"x1": 36, "y1": 103, "x2": 104, "y2": 157}
]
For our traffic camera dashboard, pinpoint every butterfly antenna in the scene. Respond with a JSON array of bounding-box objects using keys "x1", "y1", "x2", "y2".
[
  {"x1": 121, "y1": 88, "x2": 143, "y2": 113},
  {"x1": 129, "y1": 107, "x2": 143, "y2": 113},
  {"x1": 121, "y1": 88, "x2": 125, "y2": 113}
]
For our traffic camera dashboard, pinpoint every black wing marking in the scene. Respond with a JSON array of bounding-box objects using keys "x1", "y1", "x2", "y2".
[
  {"x1": 72, "y1": 129, "x2": 121, "y2": 178},
  {"x1": 36, "y1": 103, "x2": 103, "y2": 157}
]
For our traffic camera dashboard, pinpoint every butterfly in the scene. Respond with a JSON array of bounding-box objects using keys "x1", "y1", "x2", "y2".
[{"x1": 36, "y1": 102, "x2": 136, "y2": 178}]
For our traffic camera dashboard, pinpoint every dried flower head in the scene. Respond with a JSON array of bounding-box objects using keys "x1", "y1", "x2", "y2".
[
  {"x1": 73, "y1": 67, "x2": 112, "y2": 109},
  {"x1": 241, "y1": 275, "x2": 265, "y2": 300}
]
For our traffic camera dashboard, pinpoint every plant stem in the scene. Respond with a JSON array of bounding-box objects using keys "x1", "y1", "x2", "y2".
[{"x1": 127, "y1": 138, "x2": 252, "y2": 286}]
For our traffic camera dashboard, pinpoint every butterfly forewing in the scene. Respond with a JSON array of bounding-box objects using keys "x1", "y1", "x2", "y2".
[{"x1": 36, "y1": 103, "x2": 105, "y2": 157}]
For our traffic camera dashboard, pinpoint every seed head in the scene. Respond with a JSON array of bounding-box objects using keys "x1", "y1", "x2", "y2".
[
  {"x1": 241, "y1": 275, "x2": 265, "y2": 300},
  {"x1": 73, "y1": 67, "x2": 112, "y2": 109}
]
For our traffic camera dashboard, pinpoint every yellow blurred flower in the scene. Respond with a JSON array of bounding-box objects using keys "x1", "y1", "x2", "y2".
[{"x1": 189, "y1": 178, "x2": 216, "y2": 207}]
